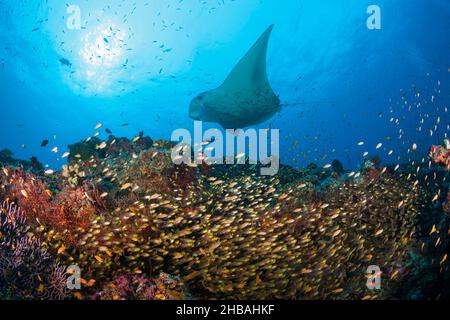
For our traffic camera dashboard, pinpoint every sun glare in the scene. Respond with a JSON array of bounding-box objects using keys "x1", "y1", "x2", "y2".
[
  {"x1": 81, "y1": 23, "x2": 126, "y2": 67},
  {"x1": 75, "y1": 23, "x2": 127, "y2": 93}
]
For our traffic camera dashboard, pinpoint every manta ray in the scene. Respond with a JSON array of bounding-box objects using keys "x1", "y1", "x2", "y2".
[{"x1": 189, "y1": 25, "x2": 280, "y2": 129}]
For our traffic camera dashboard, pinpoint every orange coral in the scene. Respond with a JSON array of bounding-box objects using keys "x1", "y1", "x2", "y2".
[
  {"x1": 1, "y1": 168, "x2": 96, "y2": 240},
  {"x1": 2, "y1": 169, "x2": 51, "y2": 221},
  {"x1": 50, "y1": 186, "x2": 96, "y2": 231}
]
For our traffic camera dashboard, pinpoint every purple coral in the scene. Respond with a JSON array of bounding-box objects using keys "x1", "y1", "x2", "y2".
[
  {"x1": 89, "y1": 273, "x2": 189, "y2": 300},
  {"x1": 429, "y1": 139, "x2": 450, "y2": 169},
  {"x1": 0, "y1": 201, "x2": 69, "y2": 300}
]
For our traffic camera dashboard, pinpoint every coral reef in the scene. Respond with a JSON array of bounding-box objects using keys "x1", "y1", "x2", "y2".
[
  {"x1": 430, "y1": 139, "x2": 450, "y2": 169},
  {"x1": 0, "y1": 134, "x2": 449, "y2": 300},
  {"x1": 0, "y1": 149, "x2": 43, "y2": 172},
  {"x1": 0, "y1": 169, "x2": 98, "y2": 243},
  {"x1": 89, "y1": 273, "x2": 191, "y2": 300},
  {"x1": 0, "y1": 202, "x2": 68, "y2": 300},
  {"x1": 29, "y1": 147, "x2": 425, "y2": 299},
  {"x1": 67, "y1": 132, "x2": 154, "y2": 165}
]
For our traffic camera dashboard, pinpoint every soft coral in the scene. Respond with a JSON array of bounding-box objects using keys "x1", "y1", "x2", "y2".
[
  {"x1": 4, "y1": 169, "x2": 51, "y2": 221},
  {"x1": 2, "y1": 168, "x2": 96, "y2": 237}
]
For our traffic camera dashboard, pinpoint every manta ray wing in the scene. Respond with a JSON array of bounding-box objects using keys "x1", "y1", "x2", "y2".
[{"x1": 221, "y1": 24, "x2": 274, "y2": 91}]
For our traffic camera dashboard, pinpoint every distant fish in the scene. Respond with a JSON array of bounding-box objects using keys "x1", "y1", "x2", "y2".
[
  {"x1": 59, "y1": 58, "x2": 72, "y2": 67},
  {"x1": 121, "y1": 123, "x2": 129, "y2": 127},
  {"x1": 105, "y1": 128, "x2": 113, "y2": 134},
  {"x1": 41, "y1": 139, "x2": 49, "y2": 147}
]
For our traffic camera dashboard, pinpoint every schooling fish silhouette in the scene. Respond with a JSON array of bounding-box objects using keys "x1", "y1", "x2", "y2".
[
  {"x1": 59, "y1": 58, "x2": 72, "y2": 67},
  {"x1": 189, "y1": 25, "x2": 280, "y2": 129}
]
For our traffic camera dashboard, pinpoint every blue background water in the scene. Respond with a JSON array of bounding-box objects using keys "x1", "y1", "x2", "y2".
[{"x1": 0, "y1": 0, "x2": 449, "y2": 170}]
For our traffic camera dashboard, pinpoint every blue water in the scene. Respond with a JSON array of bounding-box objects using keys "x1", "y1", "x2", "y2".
[{"x1": 0, "y1": 0, "x2": 449, "y2": 170}]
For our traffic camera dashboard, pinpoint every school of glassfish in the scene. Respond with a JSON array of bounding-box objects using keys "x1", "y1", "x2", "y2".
[{"x1": 1, "y1": 81, "x2": 450, "y2": 300}]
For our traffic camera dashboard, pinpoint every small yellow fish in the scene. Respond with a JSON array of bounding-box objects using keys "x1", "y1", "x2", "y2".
[
  {"x1": 211, "y1": 180, "x2": 224, "y2": 186},
  {"x1": 57, "y1": 245, "x2": 66, "y2": 255},
  {"x1": 97, "y1": 142, "x2": 107, "y2": 149},
  {"x1": 120, "y1": 183, "x2": 132, "y2": 190},
  {"x1": 184, "y1": 270, "x2": 202, "y2": 280},
  {"x1": 73, "y1": 292, "x2": 82, "y2": 299},
  {"x1": 81, "y1": 278, "x2": 96, "y2": 287}
]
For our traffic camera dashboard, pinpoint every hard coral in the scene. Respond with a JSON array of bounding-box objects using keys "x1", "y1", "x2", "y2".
[
  {"x1": 0, "y1": 150, "x2": 43, "y2": 172},
  {"x1": 68, "y1": 137, "x2": 104, "y2": 164},
  {"x1": 105, "y1": 133, "x2": 153, "y2": 158}
]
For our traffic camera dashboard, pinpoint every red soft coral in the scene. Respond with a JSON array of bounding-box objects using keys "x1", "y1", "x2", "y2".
[
  {"x1": 50, "y1": 186, "x2": 96, "y2": 231},
  {"x1": 4, "y1": 169, "x2": 51, "y2": 222},
  {"x1": 2, "y1": 169, "x2": 96, "y2": 239}
]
